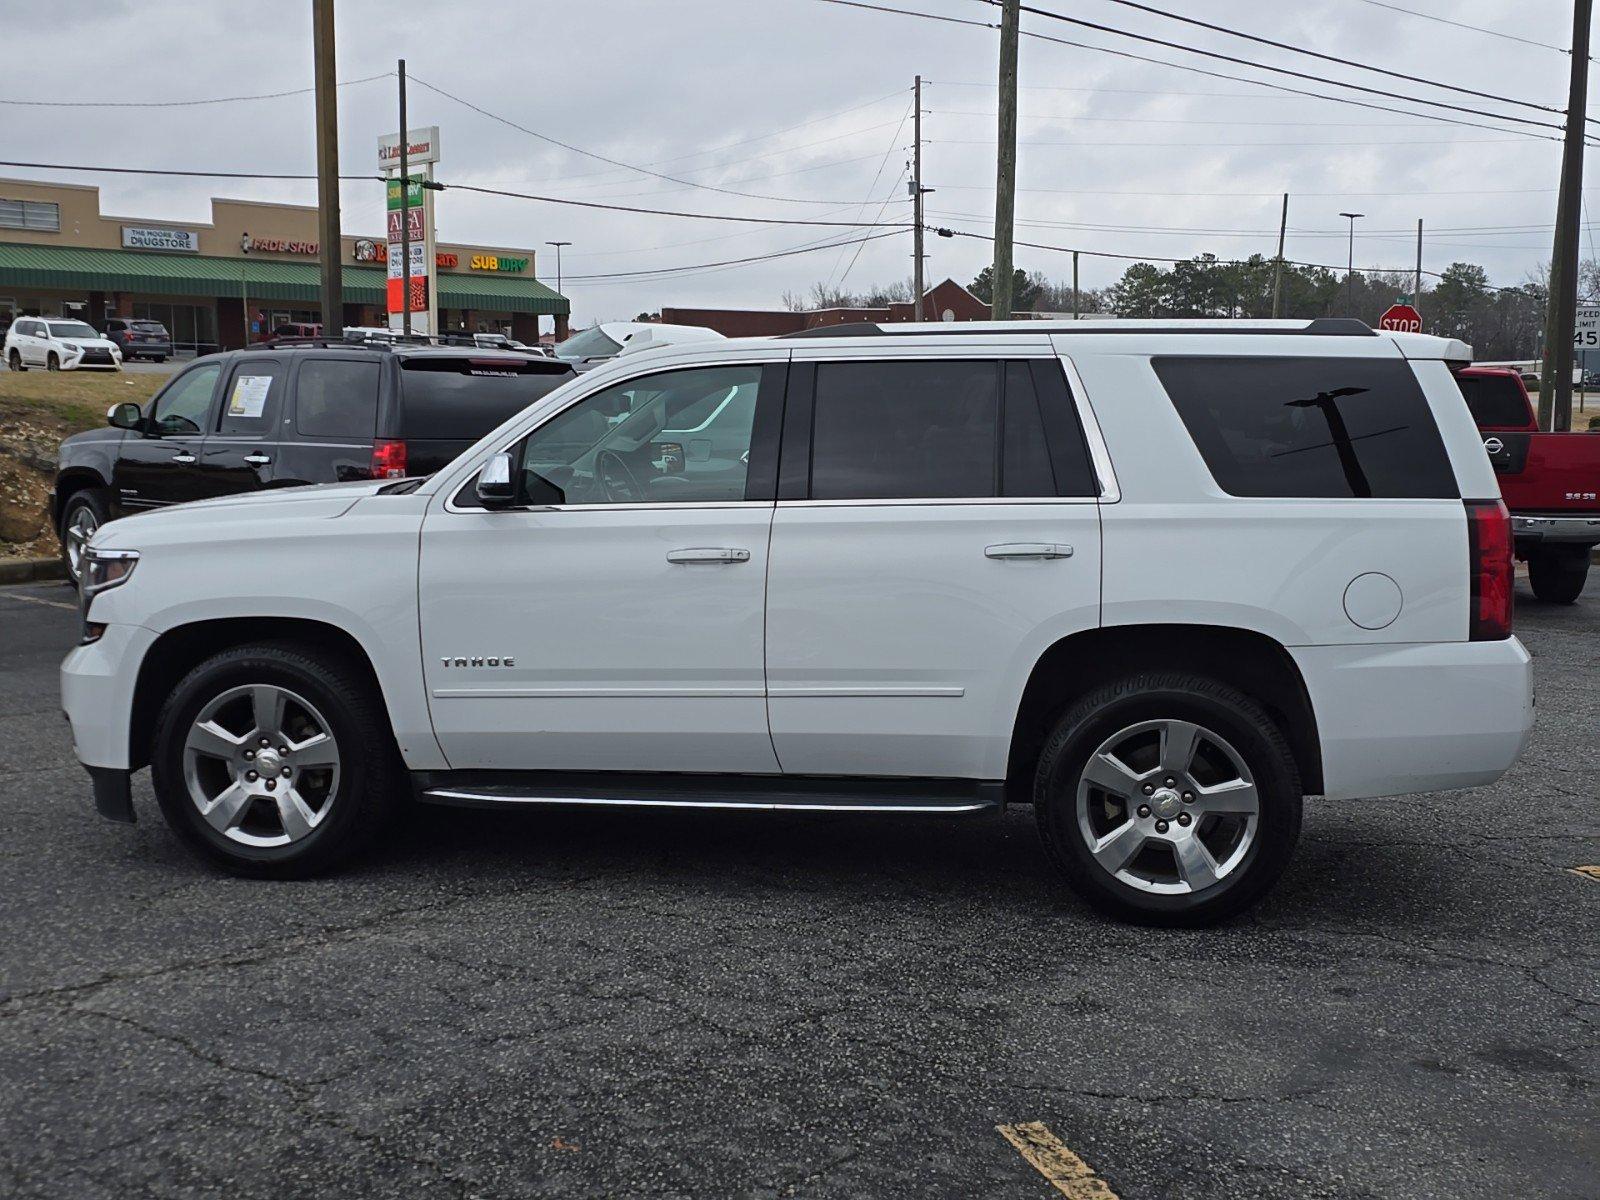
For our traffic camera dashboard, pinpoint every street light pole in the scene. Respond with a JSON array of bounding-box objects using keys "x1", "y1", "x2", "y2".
[
  {"x1": 311, "y1": 0, "x2": 342, "y2": 337},
  {"x1": 545, "y1": 241, "x2": 571, "y2": 296},
  {"x1": 1339, "y1": 212, "x2": 1364, "y2": 317},
  {"x1": 545, "y1": 241, "x2": 571, "y2": 341}
]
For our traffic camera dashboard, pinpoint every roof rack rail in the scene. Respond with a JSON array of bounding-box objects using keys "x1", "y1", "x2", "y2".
[
  {"x1": 778, "y1": 317, "x2": 1378, "y2": 339},
  {"x1": 244, "y1": 331, "x2": 535, "y2": 353}
]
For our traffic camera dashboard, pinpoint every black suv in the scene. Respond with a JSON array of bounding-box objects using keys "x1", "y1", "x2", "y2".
[
  {"x1": 103, "y1": 317, "x2": 172, "y2": 362},
  {"x1": 51, "y1": 342, "x2": 574, "y2": 582}
]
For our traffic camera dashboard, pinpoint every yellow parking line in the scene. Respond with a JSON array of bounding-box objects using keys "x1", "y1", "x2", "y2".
[
  {"x1": 1570, "y1": 865, "x2": 1600, "y2": 882},
  {"x1": 997, "y1": 1121, "x2": 1120, "y2": 1199}
]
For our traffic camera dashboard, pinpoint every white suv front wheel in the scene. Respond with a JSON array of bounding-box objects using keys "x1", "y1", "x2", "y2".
[
  {"x1": 151, "y1": 642, "x2": 399, "y2": 878},
  {"x1": 1035, "y1": 672, "x2": 1303, "y2": 926}
]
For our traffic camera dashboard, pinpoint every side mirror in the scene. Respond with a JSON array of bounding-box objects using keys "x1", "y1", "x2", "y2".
[
  {"x1": 107, "y1": 402, "x2": 142, "y2": 430},
  {"x1": 475, "y1": 451, "x2": 518, "y2": 507}
]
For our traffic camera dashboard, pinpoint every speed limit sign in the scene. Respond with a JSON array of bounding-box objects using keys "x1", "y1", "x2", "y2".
[{"x1": 1575, "y1": 307, "x2": 1600, "y2": 348}]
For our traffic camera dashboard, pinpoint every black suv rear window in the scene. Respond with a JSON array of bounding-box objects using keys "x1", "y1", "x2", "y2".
[
  {"x1": 1454, "y1": 373, "x2": 1530, "y2": 428},
  {"x1": 398, "y1": 356, "x2": 573, "y2": 440},
  {"x1": 1154, "y1": 355, "x2": 1458, "y2": 499}
]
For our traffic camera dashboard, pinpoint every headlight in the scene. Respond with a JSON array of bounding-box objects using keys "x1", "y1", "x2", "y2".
[
  {"x1": 82, "y1": 548, "x2": 139, "y2": 596},
  {"x1": 61, "y1": 342, "x2": 80, "y2": 352}
]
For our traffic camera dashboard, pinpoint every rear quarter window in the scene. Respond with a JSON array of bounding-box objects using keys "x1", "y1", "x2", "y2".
[
  {"x1": 398, "y1": 357, "x2": 574, "y2": 440},
  {"x1": 1153, "y1": 355, "x2": 1459, "y2": 500},
  {"x1": 1455, "y1": 373, "x2": 1532, "y2": 428}
]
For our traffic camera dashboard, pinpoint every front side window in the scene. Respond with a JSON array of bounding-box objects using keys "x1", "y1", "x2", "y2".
[
  {"x1": 151, "y1": 363, "x2": 222, "y2": 436},
  {"x1": 1155, "y1": 355, "x2": 1458, "y2": 499},
  {"x1": 516, "y1": 365, "x2": 762, "y2": 505}
]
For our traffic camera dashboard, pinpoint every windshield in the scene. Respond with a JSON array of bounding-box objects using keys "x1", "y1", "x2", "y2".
[
  {"x1": 553, "y1": 326, "x2": 623, "y2": 361},
  {"x1": 47, "y1": 321, "x2": 99, "y2": 339}
]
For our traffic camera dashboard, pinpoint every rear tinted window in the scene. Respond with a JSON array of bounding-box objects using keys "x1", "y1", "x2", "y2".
[
  {"x1": 1455, "y1": 373, "x2": 1531, "y2": 428},
  {"x1": 296, "y1": 359, "x2": 380, "y2": 440},
  {"x1": 1154, "y1": 356, "x2": 1458, "y2": 499},
  {"x1": 399, "y1": 356, "x2": 574, "y2": 440},
  {"x1": 810, "y1": 361, "x2": 999, "y2": 500}
]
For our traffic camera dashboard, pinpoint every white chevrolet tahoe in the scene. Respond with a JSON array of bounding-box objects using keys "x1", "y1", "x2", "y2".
[{"x1": 61, "y1": 319, "x2": 1535, "y2": 925}]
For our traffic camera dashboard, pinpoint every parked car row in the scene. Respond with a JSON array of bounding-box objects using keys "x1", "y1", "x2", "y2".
[
  {"x1": 50, "y1": 340, "x2": 574, "y2": 582},
  {"x1": 58, "y1": 318, "x2": 1543, "y2": 926}
]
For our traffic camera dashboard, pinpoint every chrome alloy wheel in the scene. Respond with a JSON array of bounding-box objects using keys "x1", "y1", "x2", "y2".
[
  {"x1": 1075, "y1": 718, "x2": 1260, "y2": 896},
  {"x1": 63, "y1": 506, "x2": 99, "y2": 583},
  {"x1": 182, "y1": 684, "x2": 341, "y2": 847}
]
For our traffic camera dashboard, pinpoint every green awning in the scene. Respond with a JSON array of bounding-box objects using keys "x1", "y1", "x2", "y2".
[{"x1": 0, "y1": 241, "x2": 569, "y2": 315}]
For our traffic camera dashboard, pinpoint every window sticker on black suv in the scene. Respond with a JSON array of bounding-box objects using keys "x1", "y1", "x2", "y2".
[{"x1": 1154, "y1": 356, "x2": 1459, "y2": 499}]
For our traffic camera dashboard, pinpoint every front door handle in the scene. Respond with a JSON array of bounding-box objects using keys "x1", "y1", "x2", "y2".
[
  {"x1": 985, "y1": 542, "x2": 1074, "y2": 560},
  {"x1": 666, "y1": 547, "x2": 751, "y2": 565},
  {"x1": 170, "y1": 451, "x2": 197, "y2": 465},
  {"x1": 244, "y1": 453, "x2": 272, "y2": 466}
]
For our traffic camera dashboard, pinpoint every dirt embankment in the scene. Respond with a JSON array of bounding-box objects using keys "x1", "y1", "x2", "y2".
[{"x1": 0, "y1": 371, "x2": 162, "y2": 559}]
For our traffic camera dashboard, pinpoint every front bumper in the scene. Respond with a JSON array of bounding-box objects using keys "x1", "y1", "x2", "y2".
[
  {"x1": 1513, "y1": 514, "x2": 1600, "y2": 545},
  {"x1": 1291, "y1": 637, "x2": 1535, "y2": 801},
  {"x1": 61, "y1": 622, "x2": 157, "y2": 773}
]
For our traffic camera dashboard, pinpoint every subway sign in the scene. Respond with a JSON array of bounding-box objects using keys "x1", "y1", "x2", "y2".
[{"x1": 469, "y1": 254, "x2": 529, "y2": 273}]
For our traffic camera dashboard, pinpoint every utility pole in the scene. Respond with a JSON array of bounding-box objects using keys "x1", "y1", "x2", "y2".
[
  {"x1": 992, "y1": 0, "x2": 1020, "y2": 320},
  {"x1": 312, "y1": 0, "x2": 342, "y2": 337},
  {"x1": 912, "y1": 75, "x2": 925, "y2": 320},
  {"x1": 1271, "y1": 193, "x2": 1288, "y2": 318},
  {"x1": 1539, "y1": 0, "x2": 1592, "y2": 432},
  {"x1": 1339, "y1": 211, "x2": 1363, "y2": 317},
  {"x1": 1414, "y1": 219, "x2": 1424, "y2": 326},
  {"x1": 397, "y1": 58, "x2": 412, "y2": 339},
  {"x1": 1072, "y1": 250, "x2": 1079, "y2": 319}
]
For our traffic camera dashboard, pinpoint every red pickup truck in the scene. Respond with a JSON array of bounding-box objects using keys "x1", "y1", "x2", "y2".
[{"x1": 1455, "y1": 366, "x2": 1600, "y2": 603}]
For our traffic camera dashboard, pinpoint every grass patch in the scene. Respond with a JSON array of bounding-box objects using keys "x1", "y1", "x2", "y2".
[{"x1": 0, "y1": 370, "x2": 164, "y2": 436}]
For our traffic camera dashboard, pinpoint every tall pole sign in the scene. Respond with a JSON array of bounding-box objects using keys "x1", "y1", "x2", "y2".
[{"x1": 379, "y1": 119, "x2": 441, "y2": 336}]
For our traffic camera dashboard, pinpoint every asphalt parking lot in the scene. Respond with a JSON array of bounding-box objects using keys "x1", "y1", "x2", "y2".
[{"x1": 0, "y1": 579, "x2": 1595, "y2": 1199}]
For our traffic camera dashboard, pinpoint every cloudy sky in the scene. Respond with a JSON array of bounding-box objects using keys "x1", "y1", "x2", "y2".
[{"x1": 0, "y1": 0, "x2": 1587, "y2": 324}]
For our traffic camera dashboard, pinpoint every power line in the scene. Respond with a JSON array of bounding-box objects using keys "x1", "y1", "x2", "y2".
[
  {"x1": 0, "y1": 72, "x2": 393, "y2": 108},
  {"x1": 1072, "y1": 0, "x2": 1563, "y2": 115},
  {"x1": 407, "y1": 73, "x2": 863, "y2": 205},
  {"x1": 927, "y1": 108, "x2": 1527, "y2": 128},
  {"x1": 0, "y1": 159, "x2": 915, "y2": 228},
  {"x1": 991, "y1": 1, "x2": 1568, "y2": 132},
  {"x1": 1354, "y1": 0, "x2": 1570, "y2": 55},
  {"x1": 811, "y1": 0, "x2": 1573, "y2": 141},
  {"x1": 826, "y1": 102, "x2": 915, "y2": 290},
  {"x1": 564, "y1": 230, "x2": 905, "y2": 282}
]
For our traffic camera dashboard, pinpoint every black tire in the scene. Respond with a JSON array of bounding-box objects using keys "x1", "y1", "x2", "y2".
[
  {"x1": 1526, "y1": 546, "x2": 1589, "y2": 605},
  {"x1": 58, "y1": 487, "x2": 113, "y2": 587},
  {"x1": 150, "y1": 642, "x2": 400, "y2": 878},
  {"x1": 153, "y1": 355, "x2": 167, "y2": 363},
  {"x1": 1034, "y1": 672, "x2": 1303, "y2": 927},
  {"x1": 46, "y1": 353, "x2": 60, "y2": 371},
  {"x1": 7, "y1": 349, "x2": 24, "y2": 372}
]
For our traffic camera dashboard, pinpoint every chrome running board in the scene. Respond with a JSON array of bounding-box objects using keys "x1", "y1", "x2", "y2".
[{"x1": 415, "y1": 772, "x2": 1003, "y2": 815}]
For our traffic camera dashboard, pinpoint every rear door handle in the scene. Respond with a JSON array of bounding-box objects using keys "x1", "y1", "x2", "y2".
[
  {"x1": 170, "y1": 451, "x2": 197, "y2": 465},
  {"x1": 244, "y1": 453, "x2": 272, "y2": 466},
  {"x1": 985, "y1": 542, "x2": 1074, "y2": 560},
  {"x1": 666, "y1": 547, "x2": 751, "y2": 565}
]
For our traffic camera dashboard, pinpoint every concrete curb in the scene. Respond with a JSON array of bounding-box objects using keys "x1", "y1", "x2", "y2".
[{"x1": 0, "y1": 557, "x2": 67, "y2": 585}]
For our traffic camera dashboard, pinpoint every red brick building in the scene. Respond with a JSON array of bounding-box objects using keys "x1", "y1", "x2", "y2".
[{"x1": 660, "y1": 278, "x2": 987, "y2": 338}]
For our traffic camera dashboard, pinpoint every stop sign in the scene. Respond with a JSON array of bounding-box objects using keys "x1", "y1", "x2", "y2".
[{"x1": 1379, "y1": 303, "x2": 1422, "y2": 333}]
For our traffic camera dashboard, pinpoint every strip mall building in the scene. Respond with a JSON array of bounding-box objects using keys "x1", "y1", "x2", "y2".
[{"x1": 0, "y1": 178, "x2": 569, "y2": 353}]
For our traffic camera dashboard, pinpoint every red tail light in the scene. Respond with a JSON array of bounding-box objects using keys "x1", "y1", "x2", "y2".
[
  {"x1": 370, "y1": 438, "x2": 407, "y2": 480},
  {"x1": 1465, "y1": 499, "x2": 1513, "y2": 640}
]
